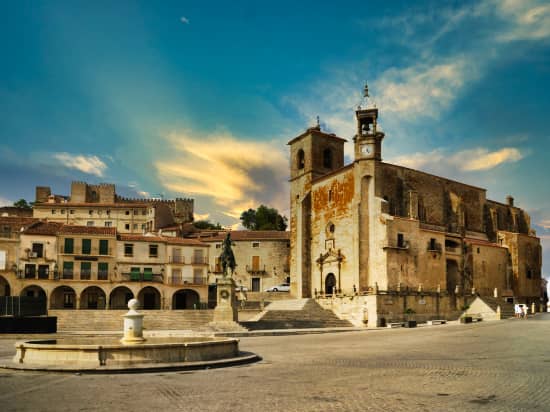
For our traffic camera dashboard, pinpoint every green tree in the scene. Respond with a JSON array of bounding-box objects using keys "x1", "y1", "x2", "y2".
[
  {"x1": 193, "y1": 220, "x2": 223, "y2": 230},
  {"x1": 13, "y1": 199, "x2": 33, "y2": 209},
  {"x1": 240, "y1": 205, "x2": 287, "y2": 231}
]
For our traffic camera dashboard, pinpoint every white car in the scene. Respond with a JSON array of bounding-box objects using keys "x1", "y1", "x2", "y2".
[{"x1": 264, "y1": 283, "x2": 290, "y2": 292}]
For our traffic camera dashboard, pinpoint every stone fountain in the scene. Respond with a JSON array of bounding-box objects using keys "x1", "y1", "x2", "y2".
[{"x1": 4, "y1": 298, "x2": 258, "y2": 372}]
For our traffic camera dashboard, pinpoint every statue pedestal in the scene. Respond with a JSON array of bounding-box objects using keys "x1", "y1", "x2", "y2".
[{"x1": 213, "y1": 278, "x2": 237, "y2": 323}]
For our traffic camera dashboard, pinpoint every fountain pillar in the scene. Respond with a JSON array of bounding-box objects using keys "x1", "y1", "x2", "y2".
[{"x1": 120, "y1": 299, "x2": 146, "y2": 344}]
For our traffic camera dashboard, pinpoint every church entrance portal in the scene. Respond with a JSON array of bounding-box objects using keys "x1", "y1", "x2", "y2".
[{"x1": 325, "y1": 273, "x2": 336, "y2": 295}]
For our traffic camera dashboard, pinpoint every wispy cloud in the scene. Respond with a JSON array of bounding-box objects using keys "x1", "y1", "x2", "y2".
[
  {"x1": 52, "y1": 153, "x2": 107, "y2": 177},
  {"x1": 155, "y1": 130, "x2": 289, "y2": 221},
  {"x1": 389, "y1": 146, "x2": 525, "y2": 175},
  {"x1": 180, "y1": 16, "x2": 190, "y2": 24},
  {"x1": 194, "y1": 212, "x2": 210, "y2": 221},
  {"x1": 0, "y1": 196, "x2": 12, "y2": 207},
  {"x1": 494, "y1": 0, "x2": 550, "y2": 41}
]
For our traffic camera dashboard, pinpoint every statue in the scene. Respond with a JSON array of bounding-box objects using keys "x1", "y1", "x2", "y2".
[{"x1": 220, "y1": 232, "x2": 236, "y2": 278}]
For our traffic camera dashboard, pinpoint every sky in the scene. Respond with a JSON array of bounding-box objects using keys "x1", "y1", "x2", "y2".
[{"x1": 1, "y1": 0, "x2": 549, "y2": 275}]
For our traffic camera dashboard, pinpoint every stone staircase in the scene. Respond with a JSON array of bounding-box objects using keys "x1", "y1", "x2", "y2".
[
  {"x1": 50, "y1": 310, "x2": 214, "y2": 332},
  {"x1": 241, "y1": 299, "x2": 353, "y2": 330},
  {"x1": 477, "y1": 296, "x2": 516, "y2": 319}
]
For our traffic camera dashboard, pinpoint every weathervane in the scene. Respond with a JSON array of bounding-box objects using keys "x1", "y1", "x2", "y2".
[{"x1": 357, "y1": 81, "x2": 370, "y2": 110}]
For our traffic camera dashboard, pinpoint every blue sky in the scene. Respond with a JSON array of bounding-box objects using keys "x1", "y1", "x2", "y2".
[{"x1": 1, "y1": 0, "x2": 549, "y2": 275}]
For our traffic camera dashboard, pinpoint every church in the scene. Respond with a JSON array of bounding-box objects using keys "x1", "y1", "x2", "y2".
[{"x1": 288, "y1": 88, "x2": 543, "y2": 326}]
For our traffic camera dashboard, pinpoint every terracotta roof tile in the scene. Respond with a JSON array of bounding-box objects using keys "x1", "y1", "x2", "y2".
[
  {"x1": 59, "y1": 225, "x2": 117, "y2": 236},
  {"x1": 117, "y1": 234, "x2": 206, "y2": 246},
  {"x1": 194, "y1": 230, "x2": 290, "y2": 242},
  {"x1": 22, "y1": 221, "x2": 64, "y2": 236}
]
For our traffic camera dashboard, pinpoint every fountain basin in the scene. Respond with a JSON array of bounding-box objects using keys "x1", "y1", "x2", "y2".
[{"x1": 8, "y1": 336, "x2": 258, "y2": 372}]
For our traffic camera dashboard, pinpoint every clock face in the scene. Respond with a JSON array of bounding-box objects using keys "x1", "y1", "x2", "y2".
[{"x1": 361, "y1": 145, "x2": 371, "y2": 155}]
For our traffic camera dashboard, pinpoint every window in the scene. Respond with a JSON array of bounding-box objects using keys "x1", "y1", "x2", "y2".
[
  {"x1": 323, "y1": 148, "x2": 332, "y2": 169},
  {"x1": 31, "y1": 243, "x2": 43, "y2": 258},
  {"x1": 62, "y1": 261, "x2": 74, "y2": 279},
  {"x1": 141, "y1": 223, "x2": 146, "y2": 229},
  {"x1": 193, "y1": 268, "x2": 203, "y2": 284},
  {"x1": 142, "y1": 210, "x2": 147, "y2": 215},
  {"x1": 24, "y1": 264, "x2": 36, "y2": 279},
  {"x1": 252, "y1": 256, "x2": 260, "y2": 271},
  {"x1": 193, "y1": 249, "x2": 204, "y2": 264},
  {"x1": 527, "y1": 268, "x2": 532, "y2": 279},
  {"x1": 98, "y1": 262, "x2": 108, "y2": 280},
  {"x1": 89, "y1": 210, "x2": 93, "y2": 215},
  {"x1": 251, "y1": 277, "x2": 261, "y2": 292},
  {"x1": 429, "y1": 238, "x2": 436, "y2": 250},
  {"x1": 106, "y1": 210, "x2": 111, "y2": 215},
  {"x1": 149, "y1": 244, "x2": 158, "y2": 258},
  {"x1": 64, "y1": 238, "x2": 74, "y2": 254},
  {"x1": 252, "y1": 242, "x2": 260, "y2": 248},
  {"x1": 133, "y1": 224, "x2": 138, "y2": 229},
  {"x1": 0, "y1": 250, "x2": 5, "y2": 270},
  {"x1": 172, "y1": 248, "x2": 183, "y2": 263},
  {"x1": 124, "y1": 243, "x2": 134, "y2": 257},
  {"x1": 105, "y1": 221, "x2": 112, "y2": 227},
  {"x1": 99, "y1": 239, "x2": 109, "y2": 255},
  {"x1": 143, "y1": 267, "x2": 153, "y2": 281},
  {"x1": 477, "y1": 248, "x2": 480, "y2": 254},
  {"x1": 397, "y1": 233, "x2": 405, "y2": 248},
  {"x1": 328, "y1": 190, "x2": 333, "y2": 202},
  {"x1": 86, "y1": 221, "x2": 94, "y2": 226},
  {"x1": 125, "y1": 210, "x2": 130, "y2": 215},
  {"x1": 80, "y1": 262, "x2": 91, "y2": 280},
  {"x1": 215, "y1": 243, "x2": 221, "y2": 249},
  {"x1": 125, "y1": 224, "x2": 130, "y2": 230},
  {"x1": 82, "y1": 239, "x2": 91, "y2": 254},
  {"x1": 297, "y1": 149, "x2": 305, "y2": 169},
  {"x1": 51, "y1": 209, "x2": 56, "y2": 214},
  {"x1": 70, "y1": 209, "x2": 75, "y2": 214},
  {"x1": 133, "y1": 210, "x2": 138, "y2": 215},
  {"x1": 61, "y1": 209, "x2": 65, "y2": 214}
]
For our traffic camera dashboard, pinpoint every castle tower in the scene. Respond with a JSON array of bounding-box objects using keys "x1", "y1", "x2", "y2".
[{"x1": 288, "y1": 123, "x2": 346, "y2": 298}]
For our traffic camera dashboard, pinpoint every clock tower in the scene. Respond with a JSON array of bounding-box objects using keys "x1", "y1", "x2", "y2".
[{"x1": 354, "y1": 104, "x2": 384, "y2": 161}]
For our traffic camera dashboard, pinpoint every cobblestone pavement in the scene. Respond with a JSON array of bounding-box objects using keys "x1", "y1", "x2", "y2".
[{"x1": 1, "y1": 314, "x2": 550, "y2": 412}]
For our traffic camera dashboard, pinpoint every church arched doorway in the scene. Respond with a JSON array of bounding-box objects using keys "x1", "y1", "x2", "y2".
[{"x1": 325, "y1": 273, "x2": 336, "y2": 295}]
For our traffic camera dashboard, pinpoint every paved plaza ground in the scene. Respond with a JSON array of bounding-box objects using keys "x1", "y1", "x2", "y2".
[{"x1": 1, "y1": 314, "x2": 549, "y2": 411}]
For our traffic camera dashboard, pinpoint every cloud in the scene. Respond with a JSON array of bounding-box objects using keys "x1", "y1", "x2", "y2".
[
  {"x1": 494, "y1": 0, "x2": 550, "y2": 41},
  {"x1": 194, "y1": 212, "x2": 210, "y2": 221},
  {"x1": 180, "y1": 16, "x2": 190, "y2": 24},
  {"x1": 137, "y1": 190, "x2": 150, "y2": 197},
  {"x1": 154, "y1": 130, "x2": 289, "y2": 222},
  {"x1": 389, "y1": 146, "x2": 524, "y2": 175},
  {"x1": 52, "y1": 153, "x2": 107, "y2": 177},
  {"x1": 0, "y1": 196, "x2": 12, "y2": 207}
]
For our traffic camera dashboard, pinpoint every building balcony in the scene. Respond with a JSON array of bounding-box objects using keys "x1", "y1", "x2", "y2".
[
  {"x1": 59, "y1": 247, "x2": 113, "y2": 256},
  {"x1": 169, "y1": 256, "x2": 185, "y2": 264},
  {"x1": 121, "y1": 271, "x2": 163, "y2": 283},
  {"x1": 191, "y1": 257, "x2": 208, "y2": 265},
  {"x1": 383, "y1": 241, "x2": 410, "y2": 251},
  {"x1": 246, "y1": 265, "x2": 267, "y2": 275},
  {"x1": 169, "y1": 276, "x2": 206, "y2": 286},
  {"x1": 56, "y1": 271, "x2": 110, "y2": 281}
]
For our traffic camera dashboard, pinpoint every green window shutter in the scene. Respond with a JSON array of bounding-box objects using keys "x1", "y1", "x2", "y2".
[
  {"x1": 98, "y1": 262, "x2": 108, "y2": 271},
  {"x1": 82, "y1": 239, "x2": 91, "y2": 254},
  {"x1": 64, "y1": 238, "x2": 74, "y2": 254},
  {"x1": 63, "y1": 261, "x2": 73, "y2": 270},
  {"x1": 81, "y1": 262, "x2": 91, "y2": 271},
  {"x1": 99, "y1": 239, "x2": 108, "y2": 255},
  {"x1": 143, "y1": 267, "x2": 153, "y2": 281},
  {"x1": 130, "y1": 267, "x2": 141, "y2": 281}
]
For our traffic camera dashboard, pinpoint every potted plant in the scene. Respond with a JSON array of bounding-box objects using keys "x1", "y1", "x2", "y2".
[{"x1": 404, "y1": 308, "x2": 417, "y2": 328}]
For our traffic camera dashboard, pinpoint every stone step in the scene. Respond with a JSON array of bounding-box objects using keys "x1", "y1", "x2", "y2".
[{"x1": 50, "y1": 310, "x2": 215, "y2": 331}]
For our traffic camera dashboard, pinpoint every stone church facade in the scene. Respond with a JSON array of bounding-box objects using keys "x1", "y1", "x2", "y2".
[{"x1": 289, "y1": 104, "x2": 542, "y2": 326}]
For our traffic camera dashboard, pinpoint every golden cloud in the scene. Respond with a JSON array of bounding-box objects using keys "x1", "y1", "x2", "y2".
[{"x1": 155, "y1": 131, "x2": 289, "y2": 217}]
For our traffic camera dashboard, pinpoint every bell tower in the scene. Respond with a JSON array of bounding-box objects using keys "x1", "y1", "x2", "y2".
[{"x1": 354, "y1": 84, "x2": 385, "y2": 161}]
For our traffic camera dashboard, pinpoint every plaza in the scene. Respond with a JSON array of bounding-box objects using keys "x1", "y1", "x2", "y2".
[{"x1": 2, "y1": 314, "x2": 549, "y2": 411}]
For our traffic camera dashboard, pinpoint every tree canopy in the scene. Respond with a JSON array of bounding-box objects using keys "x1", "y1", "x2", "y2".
[
  {"x1": 240, "y1": 205, "x2": 287, "y2": 231},
  {"x1": 13, "y1": 199, "x2": 33, "y2": 209},
  {"x1": 193, "y1": 220, "x2": 223, "y2": 230}
]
